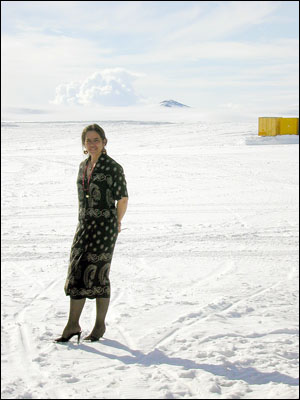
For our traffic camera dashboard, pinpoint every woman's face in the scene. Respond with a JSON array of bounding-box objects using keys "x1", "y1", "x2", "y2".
[{"x1": 85, "y1": 131, "x2": 104, "y2": 157}]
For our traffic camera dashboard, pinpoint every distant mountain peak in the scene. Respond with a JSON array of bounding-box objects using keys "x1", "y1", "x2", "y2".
[{"x1": 160, "y1": 99, "x2": 190, "y2": 108}]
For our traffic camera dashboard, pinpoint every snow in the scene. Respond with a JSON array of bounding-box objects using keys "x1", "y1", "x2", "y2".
[{"x1": 1, "y1": 119, "x2": 299, "y2": 399}]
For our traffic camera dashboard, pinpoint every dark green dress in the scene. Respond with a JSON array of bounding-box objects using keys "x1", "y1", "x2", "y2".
[{"x1": 64, "y1": 152, "x2": 128, "y2": 299}]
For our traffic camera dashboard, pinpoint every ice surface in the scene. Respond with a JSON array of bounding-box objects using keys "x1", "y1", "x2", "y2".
[{"x1": 1, "y1": 119, "x2": 299, "y2": 399}]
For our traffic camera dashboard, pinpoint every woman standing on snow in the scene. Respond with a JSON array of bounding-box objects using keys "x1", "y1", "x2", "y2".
[{"x1": 55, "y1": 123, "x2": 128, "y2": 343}]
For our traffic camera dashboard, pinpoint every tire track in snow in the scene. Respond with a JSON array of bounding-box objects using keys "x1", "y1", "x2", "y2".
[
  {"x1": 146, "y1": 259, "x2": 237, "y2": 348},
  {"x1": 115, "y1": 318, "x2": 199, "y2": 399},
  {"x1": 110, "y1": 256, "x2": 228, "y2": 398},
  {"x1": 153, "y1": 275, "x2": 291, "y2": 351},
  {"x1": 8, "y1": 277, "x2": 63, "y2": 398},
  {"x1": 110, "y1": 257, "x2": 193, "y2": 398}
]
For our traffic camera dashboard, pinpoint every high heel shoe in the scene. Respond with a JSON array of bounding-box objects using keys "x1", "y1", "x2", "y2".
[
  {"x1": 54, "y1": 331, "x2": 82, "y2": 344},
  {"x1": 83, "y1": 334, "x2": 100, "y2": 342},
  {"x1": 84, "y1": 327, "x2": 105, "y2": 342}
]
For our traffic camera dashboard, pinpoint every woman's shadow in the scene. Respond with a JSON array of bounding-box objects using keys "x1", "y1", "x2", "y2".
[{"x1": 72, "y1": 337, "x2": 298, "y2": 386}]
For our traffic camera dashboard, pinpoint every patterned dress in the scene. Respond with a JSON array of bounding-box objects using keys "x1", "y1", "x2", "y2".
[{"x1": 64, "y1": 152, "x2": 128, "y2": 299}]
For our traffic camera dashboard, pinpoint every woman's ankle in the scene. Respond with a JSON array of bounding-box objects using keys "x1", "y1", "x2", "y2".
[
  {"x1": 95, "y1": 321, "x2": 105, "y2": 329},
  {"x1": 65, "y1": 322, "x2": 81, "y2": 331}
]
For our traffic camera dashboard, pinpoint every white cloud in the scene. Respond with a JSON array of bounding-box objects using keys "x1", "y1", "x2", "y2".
[
  {"x1": 219, "y1": 102, "x2": 242, "y2": 110},
  {"x1": 145, "y1": 38, "x2": 299, "y2": 64},
  {"x1": 51, "y1": 69, "x2": 144, "y2": 106},
  {"x1": 51, "y1": 81, "x2": 82, "y2": 106},
  {"x1": 162, "y1": 1, "x2": 283, "y2": 44},
  {"x1": 2, "y1": 1, "x2": 298, "y2": 112}
]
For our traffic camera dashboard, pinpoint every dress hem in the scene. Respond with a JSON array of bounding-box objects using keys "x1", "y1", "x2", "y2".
[{"x1": 68, "y1": 294, "x2": 110, "y2": 300}]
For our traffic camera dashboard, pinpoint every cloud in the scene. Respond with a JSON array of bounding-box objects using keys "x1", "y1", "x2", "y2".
[
  {"x1": 145, "y1": 38, "x2": 299, "y2": 64},
  {"x1": 5, "y1": 107, "x2": 51, "y2": 114},
  {"x1": 51, "y1": 69, "x2": 144, "y2": 106},
  {"x1": 2, "y1": 1, "x2": 298, "y2": 113},
  {"x1": 163, "y1": 1, "x2": 282, "y2": 44}
]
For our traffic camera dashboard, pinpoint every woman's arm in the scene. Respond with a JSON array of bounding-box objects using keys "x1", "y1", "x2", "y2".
[{"x1": 117, "y1": 197, "x2": 128, "y2": 232}]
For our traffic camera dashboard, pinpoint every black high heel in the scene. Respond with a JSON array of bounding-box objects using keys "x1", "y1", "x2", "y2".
[
  {"x1": 84, "y1": 327, "x2": 105, "y2": 342},
  {"x1": 54, "y1": 331, "x2": 82, "y2": 344},
  {"x1": 84, "y1": 335, "x2": 100, "y2": 342}
]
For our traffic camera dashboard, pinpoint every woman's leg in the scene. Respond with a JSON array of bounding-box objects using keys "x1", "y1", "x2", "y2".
[
  {"x1": 84, "y1": 297, "x2": 110, "y2": 339},
  {"x1": 62, "y1": 298, "x2": 86, "y2": 335},
  {"x1": 95, "y1": 297, "x2": 110, "y2": 329}
]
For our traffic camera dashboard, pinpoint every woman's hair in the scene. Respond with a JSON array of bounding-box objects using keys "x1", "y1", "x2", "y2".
[{"x1": 81, "y1": 124, "x2": 107, "y2": 148}]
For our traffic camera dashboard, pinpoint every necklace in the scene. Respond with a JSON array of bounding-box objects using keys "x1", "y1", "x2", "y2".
[{"x1": 82, "y1": 161, "x2": 96, "y2": 198}]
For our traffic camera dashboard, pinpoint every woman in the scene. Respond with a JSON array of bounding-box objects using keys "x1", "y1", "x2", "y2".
[{"x1": 55, "y1": 124, "x2": 128, "y2": 343}]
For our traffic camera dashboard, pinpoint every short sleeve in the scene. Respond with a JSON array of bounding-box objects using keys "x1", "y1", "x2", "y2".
[{"x1": 112, "y1": 165, "x2": 128, "y2": 201}]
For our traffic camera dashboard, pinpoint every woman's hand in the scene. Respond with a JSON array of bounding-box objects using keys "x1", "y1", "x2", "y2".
[{"x1": 117, "y1": 198, "x2": 128, "y2": 233}]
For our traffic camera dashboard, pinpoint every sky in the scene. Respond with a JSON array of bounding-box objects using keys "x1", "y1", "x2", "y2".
[{"x1": 1, "y1": 1, "x2": 299, "y2": 121}]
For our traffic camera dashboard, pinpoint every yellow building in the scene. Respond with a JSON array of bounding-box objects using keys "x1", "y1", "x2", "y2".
[{"x1": 258, "y1": 117, "x2": 299, "y2": 136}]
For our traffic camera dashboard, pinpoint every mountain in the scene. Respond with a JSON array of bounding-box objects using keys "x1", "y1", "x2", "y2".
[{"x1": 160, "y1": 100, "x2": 191, "y2": 108}]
